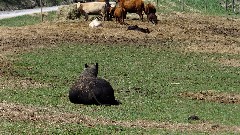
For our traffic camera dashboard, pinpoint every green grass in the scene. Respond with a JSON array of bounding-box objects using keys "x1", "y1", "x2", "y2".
[
  {"x1": 0, "y1": 119, "x2": 213, "y2": 135},
  {"x1": 155, "y1": 0, "x2": 230, "y2": 15},
  {"x1": 0, "y1": 43, "x2": 239, "y2": 134},
  {"x1": 0, "y1": 11, "x2": 56, "y2": 27}
]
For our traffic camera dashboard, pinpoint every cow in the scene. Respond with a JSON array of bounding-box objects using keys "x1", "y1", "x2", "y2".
[
  {"x1": 112, "y1": 6, "x2": 126, "y2": 24},
  {"x1": 69, "y1": 63, "x2": 120, "y2": 105},
  {"x1": 77, "y1": 2, "x2": 116, "y2": 21},
  {"x1": 117, "y1": 0, "x2": 145, "y2": 21},
  {"x1": 144, "y1": 3, "x2": 157, "y2": 24},
  {"x1": 147, "y1": 13, "x2": 157, "y2": 24},
  {"x1": 144, "y1": 3, "x2": 156, "y2": 14},
  {"x1": 97, "y1": 0, "x2": 115, "y2": 21}
]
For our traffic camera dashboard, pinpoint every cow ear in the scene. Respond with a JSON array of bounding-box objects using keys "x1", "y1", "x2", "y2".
[{"x1": 85, "y1": 64, "x2": 89, "y2": 68}]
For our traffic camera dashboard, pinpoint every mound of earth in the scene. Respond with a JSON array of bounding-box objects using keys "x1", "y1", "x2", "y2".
[{"x1": 180, "y1": 90, "x2": 240, "y2": 104}]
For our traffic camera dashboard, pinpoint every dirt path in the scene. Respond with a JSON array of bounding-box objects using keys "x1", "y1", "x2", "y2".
[{"x1": 1, "y1": 102, "x2": 240, "y2": 133}]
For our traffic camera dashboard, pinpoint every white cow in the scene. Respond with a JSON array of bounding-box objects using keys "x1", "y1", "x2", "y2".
[{"x1": 77, "y1": 2, "x2": 116, "y2": 21}]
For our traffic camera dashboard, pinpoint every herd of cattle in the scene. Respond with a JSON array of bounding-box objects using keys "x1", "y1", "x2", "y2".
[{"x1": 67, "y1": 0, "x2": 158, "y2": 25}]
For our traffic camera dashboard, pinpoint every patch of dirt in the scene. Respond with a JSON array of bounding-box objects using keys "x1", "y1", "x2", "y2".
[
  {"x1": 0, "y1": 77, "x2": 49, "y2": 90},
  {"x1": 180, "y1": 90, "x2": 240, "y2": 104},
  {"x1": 1, "y1": 102, "x2": 240, "y2": 133},
  {"x1": 0, "y1": 54, "x2": 12, "y2": 76},
  {"x1": 216, "y1": 58, "x2": 240, "y2": 67}
]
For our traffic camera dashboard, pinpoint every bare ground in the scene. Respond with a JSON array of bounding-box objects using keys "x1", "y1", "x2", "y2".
[
  {"x1": 180, "y1": 90, "x2": 240, "y2": 104},
  {"x1": 0, "y1": 12, "x2": 240, "y2": 133},
  {"x1": 0, "y1": 77, "x2": 49, "y2": 90},
  {"x1": 215, "y1": 58, "x2": 240, "y2": 67},
  {"x1": 0, "y1": 12, "x2": 240, "y2": 56},
  {"x1": 1, "y1": 102, "x2": 240, "y2": 133}
]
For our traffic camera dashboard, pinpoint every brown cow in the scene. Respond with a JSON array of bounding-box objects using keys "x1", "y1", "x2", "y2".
[
  {"x1": 144, "y1": 3, "x2": 156, "y2": 14},
  {"x1": 113, "y1": 6, "x2": 126, "y2": 24},
  {"x1": 144, "y1": 3, "x2": 157, "y2": 24},
  {"x1": 147, "y1": 13, "x2": 157, "y2": 24},
  {"x1": 117, "y1": 0, "x2": 144, "y2": 21}
]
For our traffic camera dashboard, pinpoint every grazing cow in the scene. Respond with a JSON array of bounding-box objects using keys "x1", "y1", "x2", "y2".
[
  {"x1": 127, "y1": 25, "x2": 150, "y2": 33},
  {"x1": 69, "y1": 63, "x2": 120, "y2": 105},
  {"x1": 144, "y1": 3, "x2": 156, "y2": 14},
  {"x1": 144, "y1": 3, "x2": 157, "y2": 24},
  {"x1": 117, "y1": 0, "x2": 145, "y2": 21},
  {"x1": 77, "y1": 2, "x2": 116, "y2": 21},
  {"x1": 147, "y1": 13, "x2": 157, "y2": 24},
  {"x1": 113, "y1": 6, "x2": 126, "y2": 24}
]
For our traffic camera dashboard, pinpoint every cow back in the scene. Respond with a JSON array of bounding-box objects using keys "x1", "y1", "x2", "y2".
[{"x1": 118, "y1": 0, "x2": 144, "y2": 13}]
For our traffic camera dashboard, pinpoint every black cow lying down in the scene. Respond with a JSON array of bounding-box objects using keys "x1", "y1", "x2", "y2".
[
  {"x1": 69, "y1": 63, "x2": 120, "y2": 105},
  {"x1": 127, "y1": 25, "x2": 150, "y2": 33}
]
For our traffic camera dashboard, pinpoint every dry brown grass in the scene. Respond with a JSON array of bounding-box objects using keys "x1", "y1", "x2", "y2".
[
  {"x1": 180, "y1": 90, "x2": 240, "y2": 104},
  {"x1": 1, "y1": 102, "x2": 240, "y2": 133},
  {"x1": 216, "y1": 58, "x2": 240, "y2": 67},
  {"x1": 0, "y1": 77, "x2": 49, "y2": 90},
  {"x1": 1, "y1": 12, "x2": 240, "y2": 56}
]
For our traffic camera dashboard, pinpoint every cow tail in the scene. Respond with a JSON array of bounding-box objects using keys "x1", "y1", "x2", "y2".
[{"x1": 121, "y1": 8, "x2": 124, "y2": 22}]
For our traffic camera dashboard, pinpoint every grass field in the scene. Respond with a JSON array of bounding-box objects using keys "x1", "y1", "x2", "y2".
[
  {"x1": 0, "y1": 11, "x2": 56, "y2": 27},
  {"x1": 1, "y1": 42, "x2": 239, "y2": 134},
  {"x1": 0, "y1": 0, "x2": 240, "y2": 134},
  {"x1": 156, "y1": 0, "x2": 227, "y2": 14}
]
